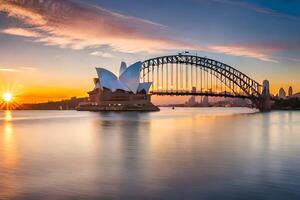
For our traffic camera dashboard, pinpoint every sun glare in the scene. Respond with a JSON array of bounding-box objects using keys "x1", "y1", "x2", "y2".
[{"x1": 3, "y1": 92, "x2": 13, "y2": 103}]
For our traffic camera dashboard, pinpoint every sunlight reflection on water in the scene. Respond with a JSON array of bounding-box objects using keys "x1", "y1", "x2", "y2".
[{"x1": 0, "y1": 108, "x2": 300, "y2": 199}]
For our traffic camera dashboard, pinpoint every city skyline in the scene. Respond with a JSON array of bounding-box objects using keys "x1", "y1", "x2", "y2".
[{"x1": 0, "y1": 0, "x2": 299, "y2": 103}]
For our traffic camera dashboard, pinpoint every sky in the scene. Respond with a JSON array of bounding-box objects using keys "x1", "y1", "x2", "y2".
[{"x1": 0, "y1": 0, "x2": 299, "y2": 103}]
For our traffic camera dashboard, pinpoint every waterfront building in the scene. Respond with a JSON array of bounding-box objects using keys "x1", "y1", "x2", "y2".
[
  {"x1": 288, "y1": 86, "x2": 293, "y2": 97},
  {"x1": 291, "y1": 92, "x2": 300, "y2": 100},
  {"x1": 202, "y1": 96, "x2": 209, "y2": 107},
  {"x1": 278, "y1": 88, "x2": 286, "y2": 99},
  {"x1": 78, "y1": 61, "x2": 158, "y2": 111},
  {"x1": 185, "y1": 96, "x2": 197, "y2": 106}
]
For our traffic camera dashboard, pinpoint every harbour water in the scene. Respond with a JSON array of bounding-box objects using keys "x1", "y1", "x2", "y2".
[{"x1": 0, "y1": 108, "x2": 300, "y2": 199}]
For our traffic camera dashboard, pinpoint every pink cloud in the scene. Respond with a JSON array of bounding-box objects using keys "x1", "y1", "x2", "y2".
[
  {"x1": 209, "y1": 45, "x2": 276, "y2": 62},
  {"x1": 90, "y1": 51, "x2": 115, "y2": 58},
  {"x1": 0, "y1": 0, "x2": 198, "y2": 53},
  {"x1": 0, "y1": 1, "x2": 47, "y2": 26},
  {"x1": 1, "y1": 27, "x2": 42, "y2": 37},
  {"x1": 209, "y1": 42, "x2": 300, "y2": 62},
  {"x1": 0, "y1": 0, "x2": 298, "y2": 62}
]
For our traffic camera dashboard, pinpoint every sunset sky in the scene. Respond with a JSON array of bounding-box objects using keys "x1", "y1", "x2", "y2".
[{"x1": 0, "y1": 0, "x2": 299, "y2": 103}]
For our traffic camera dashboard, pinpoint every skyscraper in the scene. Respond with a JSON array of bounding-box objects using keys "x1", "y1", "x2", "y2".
[
  {"x1": 288, "y1": 86, "x2": 293, "y2": 97},
  {"x1": 278, "y1": 88, "x2": 286, "y2": 99},
  {"x1": 202, "y1": 96, "x2": 209, "y2": 107}
]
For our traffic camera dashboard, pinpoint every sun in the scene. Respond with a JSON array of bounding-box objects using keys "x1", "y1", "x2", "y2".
[{"x1": 3, "y1": 92, "x2": 13, "y2": 103}]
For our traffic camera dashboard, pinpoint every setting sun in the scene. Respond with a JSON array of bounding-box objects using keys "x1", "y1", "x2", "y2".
[{"x1": 3, "y1": 92, "x2": 13, "y2": 103}]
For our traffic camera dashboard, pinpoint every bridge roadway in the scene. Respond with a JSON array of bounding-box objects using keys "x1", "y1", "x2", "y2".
[{"x1": 151, "y1": 90, "x2": 259, "y2": 99}]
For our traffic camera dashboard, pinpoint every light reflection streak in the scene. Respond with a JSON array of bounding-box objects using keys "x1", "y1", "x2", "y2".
[
  {"x1": 0, "y1": 111, "x2": 19, "y2": 199},
  {"x1": 5, "y1": 110, "x2": 12, "y2": 122}
]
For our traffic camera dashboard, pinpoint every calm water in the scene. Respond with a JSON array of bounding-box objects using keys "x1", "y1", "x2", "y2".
[{"x1": 0, "y1": 108, "x2": 300, "y2": 199}]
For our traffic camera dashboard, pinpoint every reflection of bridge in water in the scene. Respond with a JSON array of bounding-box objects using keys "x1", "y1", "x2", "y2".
[{"x1": 141, "y1": 54, "x2": 271, "y2": 111}]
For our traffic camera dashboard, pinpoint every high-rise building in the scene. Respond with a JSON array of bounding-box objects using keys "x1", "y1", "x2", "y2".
[
  {"x1": 202, "y1": 96, "x2": 209, "y2": 107},
  {"x1": 262, "y1": 80, "x2": 270, "y2": 95},
  {"x1": 278, "y1": 88, "x2": 286, "y2": 99},
  {"x1": 185, "y1": 96, "x2": 197, "y2": 106},
  {"x1": 288, "y1": 86, "x2": 293, "y2": 97}
]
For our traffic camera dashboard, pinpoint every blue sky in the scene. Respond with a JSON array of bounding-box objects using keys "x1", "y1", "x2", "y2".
[{"x1": 0, "y1": 0, "x2": 299, "y2": 102}]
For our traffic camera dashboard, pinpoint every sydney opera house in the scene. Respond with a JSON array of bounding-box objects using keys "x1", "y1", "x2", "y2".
[{"x1": 77, "y1": 61, "x2": 159, "y2": 111}]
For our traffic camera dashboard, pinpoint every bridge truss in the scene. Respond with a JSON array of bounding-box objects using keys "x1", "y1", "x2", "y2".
[{"x1": 141, "y1": 54, "x2": 262, "y2": 101}]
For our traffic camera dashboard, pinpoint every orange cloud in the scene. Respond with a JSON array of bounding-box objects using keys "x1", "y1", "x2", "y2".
[
  {"x1": 0, "y1": 68, "x2": 21, "y2": 72},
  {"x1": 0, "y1": 67, "x2": 37, "y2": 73}
]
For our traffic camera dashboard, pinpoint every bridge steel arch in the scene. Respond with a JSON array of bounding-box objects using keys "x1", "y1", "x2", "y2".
[{"x1": 141, "y1": 54, "x2": 263, "y2": 106}]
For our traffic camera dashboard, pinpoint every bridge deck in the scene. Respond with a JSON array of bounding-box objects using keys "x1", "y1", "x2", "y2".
[{"x1": 151, "y1": 91, "x2": 259, "y2": 99}]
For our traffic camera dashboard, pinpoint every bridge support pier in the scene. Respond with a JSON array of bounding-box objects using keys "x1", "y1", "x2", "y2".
[{"x1": 258, "y1": 80, "x2": 271, "y2": 112}]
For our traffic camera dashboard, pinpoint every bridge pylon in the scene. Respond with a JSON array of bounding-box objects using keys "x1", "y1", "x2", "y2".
[{"x1": 258, "y1": 80, "x2": 271, "y2": 112}]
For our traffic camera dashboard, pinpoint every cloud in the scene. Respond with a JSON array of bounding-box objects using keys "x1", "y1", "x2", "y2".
[
  {"x1": 90, "y1": 51, "x2": 115, "y2": 58},
  {"x1": 19, "y1": 67, "x2": 37, "y2": 71},
  {"x1": 0, "y1": 67, "x2": 37, "y2": 73},
  {"x1": 212, "y1": 0, "x2": 300, "y2": 21},
  {"x1": 278, "y1": 56, "x2": 300, "y2": 63},
  {"x1": 209, "y1": 42, "x2": 300, "y2": 62},
  {"x1": 0, "y1": 0, "x2": 197, "y2": 53},
  {"x1": 0, "y1": 1, "x2": 47, "y2": 26},
  {"x1": 209, "y1": 45, "x2": 277, "y2": 62},
  {"x1": 0, "y1": 0, "x2": 298, "y2": 63},
  {"x1": 1, "y1": 27, "x2": 42, "y2": 37},
  {"x1": 0, "y1": 68, "x2": 21, "y2": 72}
]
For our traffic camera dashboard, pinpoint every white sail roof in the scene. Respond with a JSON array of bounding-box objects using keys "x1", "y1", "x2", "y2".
[
  {"x1": 137, "y1": 82, "x2": 152, "y2": 93},
  {"x1": 96, "y1": 68, "x2": 130, "y2": 92},
  {"x1": 119, "y1": 61, "x2": 127, "y2": 76},
  {"x1": 119, "y1": 61, "x2": 142, "y2": 93}
]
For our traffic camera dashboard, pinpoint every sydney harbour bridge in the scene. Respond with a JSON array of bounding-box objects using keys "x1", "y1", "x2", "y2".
[{"x1": 140, "y1": 54, "x2": 271, "y2": 111}]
